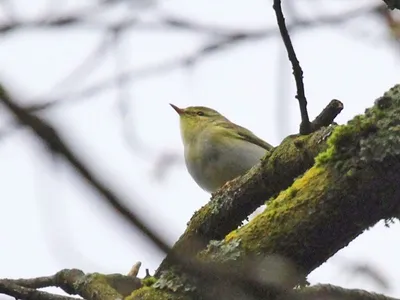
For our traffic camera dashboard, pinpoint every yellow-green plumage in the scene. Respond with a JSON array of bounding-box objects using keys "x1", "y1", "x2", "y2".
[{"x1": 171, "y1": 105, "x2": 273, "y2": 193}]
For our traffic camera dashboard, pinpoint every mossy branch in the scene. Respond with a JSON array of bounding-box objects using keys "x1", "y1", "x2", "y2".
[
  {"x1": 0, "y1": 269, "x2": 142, "y2": 300},
  {"x1": 129, "y1": 280, "x2": 400, "y2": 300},
  {"x1": 198, "y1": 85, "x2": 400, "y2": 276}
]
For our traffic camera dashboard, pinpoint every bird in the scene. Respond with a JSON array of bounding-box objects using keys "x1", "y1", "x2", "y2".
[{"x1": 170, "y1": 104, "x2": 273, "y2": 193}]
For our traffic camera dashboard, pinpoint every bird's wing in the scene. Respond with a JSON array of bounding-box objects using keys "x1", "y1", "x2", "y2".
[{"x1": 219, "y1": 122, "x2": 274, "y2": 151}]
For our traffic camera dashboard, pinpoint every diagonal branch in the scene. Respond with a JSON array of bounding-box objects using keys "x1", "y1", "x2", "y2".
[
  {"x1": 0, "y1": 83, "x2": 171, "y2": 256},
  {"x1": 273, "y1": 0, "x2": 311, "y2": 135}
]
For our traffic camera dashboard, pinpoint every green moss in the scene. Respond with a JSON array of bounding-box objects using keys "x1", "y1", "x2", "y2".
[
  {"x1": 225, "y1": 229, "x2": 238, "y2": 242},
  {"x1": 142, "y1": 277, "x2": 157, "y2": 287},
  {"x1": 83, "y1": 273, "x2": 122, "y2": 299},
  {"x1": 232, "y1": 166, "x2": 329, "y2": 253},
  {"x1": 286, "y1": 186, "x2": 298, "y2": 199},
  {"x1": 315, "y1": 84, "x2": 400, "y2": 170},
  {"x1": 230, "y1": 83, "x2": 400, "y2": 255},
  {"x1": 186, "y1": 205, "x2": 211, "y2": 231},
  {"x1": 127, "y1": 286, "x2": 189, "y2": 300},
  {"x1": 263, "y1": 134, "x2": 310, "y2": 168},
  {"x1": 315, "y1": 116, "x2": 375, "y2": 168},
  {"x1": 208, "y1": 167, "x2": 328, "y2": 259},
  {"x1": 345, "y1": 167, "x2": 356, "y2": 178},
  {"x1": 197, "y1": 166, "x2": 328, "y2": 257}
]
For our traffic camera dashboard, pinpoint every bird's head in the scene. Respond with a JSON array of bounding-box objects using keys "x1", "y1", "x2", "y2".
[{"x1": 170, "y1": 104, "x2": 228, "y2": 144}]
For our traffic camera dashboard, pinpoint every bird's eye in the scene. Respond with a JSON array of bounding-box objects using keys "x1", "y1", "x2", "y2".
[{"x1": 196, "y1": 111, "x2": 205, "y2": 116}]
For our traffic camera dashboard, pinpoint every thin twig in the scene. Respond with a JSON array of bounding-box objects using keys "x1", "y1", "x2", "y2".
[{"x1": 273, "y1": 0, "x2": 311, "y2": 135}]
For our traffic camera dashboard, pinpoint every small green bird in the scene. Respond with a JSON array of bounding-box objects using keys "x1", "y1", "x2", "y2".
[{"x1": 170, "y1": 104, "x2": 273, "y2": 193}]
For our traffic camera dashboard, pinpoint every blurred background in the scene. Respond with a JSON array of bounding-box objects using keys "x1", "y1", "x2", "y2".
[{"x1": 1, "y1": 0, "x2": 400, "y2": 298}]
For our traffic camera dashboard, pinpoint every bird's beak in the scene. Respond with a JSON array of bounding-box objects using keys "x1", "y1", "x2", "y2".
[{"x1": 170, "y1": 103, "x2": 185, "y2": 115}]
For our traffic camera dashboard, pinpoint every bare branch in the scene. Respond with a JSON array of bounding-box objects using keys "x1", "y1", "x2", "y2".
[
  {"x1": 0, "y1": 281, "x2": 76, "y2": 300},
  {"x1": 273, "y1": 0, "x2": 311, "y2": 135}
]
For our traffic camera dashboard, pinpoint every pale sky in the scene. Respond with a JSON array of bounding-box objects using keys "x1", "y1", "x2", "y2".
[{"x1": 1, "y1": 0, "x2": 400, "y2": 298}]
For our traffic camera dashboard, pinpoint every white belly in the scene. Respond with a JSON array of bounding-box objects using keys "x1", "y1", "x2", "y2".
[{"x1": 184, "y1": 137, "x2": 266, "y2": 193}]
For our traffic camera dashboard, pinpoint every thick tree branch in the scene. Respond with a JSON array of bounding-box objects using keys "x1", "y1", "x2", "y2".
[
  {"x1": 273, "y1": 0, "x2": 311, "y2": 134},
  {"x1": 196, "y1": 84, "x2": 400, "y2": 279}
]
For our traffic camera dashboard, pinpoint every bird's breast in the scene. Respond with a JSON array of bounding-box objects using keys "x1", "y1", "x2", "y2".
[{"x1": 184, "y1": 136, "x2": 266, "y2": 193}]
